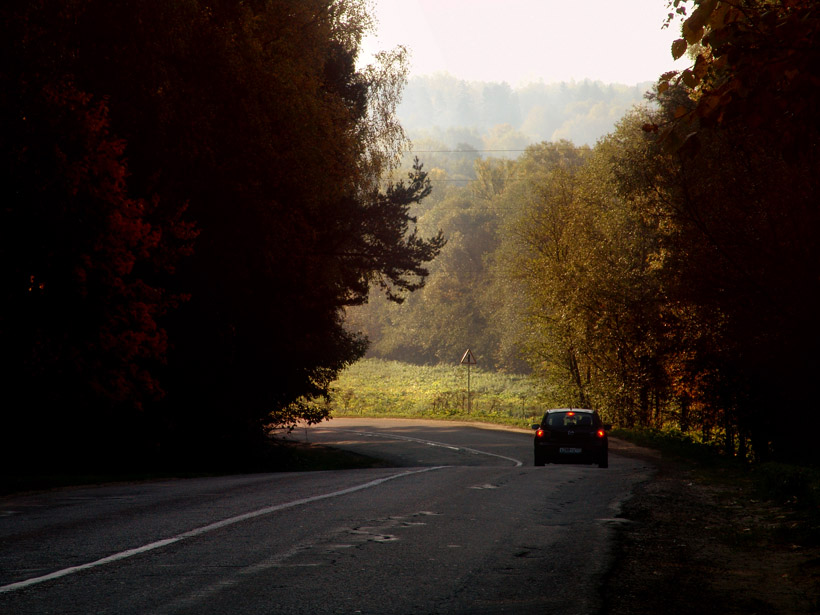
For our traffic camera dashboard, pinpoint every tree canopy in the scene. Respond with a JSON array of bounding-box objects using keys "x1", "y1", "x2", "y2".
[{"x1": 0, "y1": 0, "x2": 443, "y2": 469}]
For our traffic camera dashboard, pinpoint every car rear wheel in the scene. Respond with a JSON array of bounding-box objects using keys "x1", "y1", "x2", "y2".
[
  {"x1": 598, "y1": 451, "x2": 608, "y2": 468},
  {"x1": 534, "y1": 451, "x2": 545, "y2": 466}
]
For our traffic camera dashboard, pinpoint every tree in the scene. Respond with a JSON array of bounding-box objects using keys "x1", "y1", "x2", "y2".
[
  {"x1": 0, "y1": 74, "x2": 195, "y2": 466},
  {"x1": 1, "y1": 0, "x2": 445, "y2": 465},
  {"x1": 350, "y1": 176, "x2": 493, "y2": 367},
  {"x1": 655, "y1": 0, "x2": 819, "y2": 153},
  {"x1": 500, "y1": 143, "x2": 597, "y2": 405},
  {"x1": 640, "y1": 0, "x2": 820, "y2": 461}
]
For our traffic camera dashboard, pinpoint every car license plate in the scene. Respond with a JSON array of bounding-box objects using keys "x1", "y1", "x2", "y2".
[{"x1": 559, "y1": 447, "x2": 582, "y2": 454}]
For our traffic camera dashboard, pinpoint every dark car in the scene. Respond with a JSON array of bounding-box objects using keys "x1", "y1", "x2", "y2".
[{"x1": 532, "y1": 408, "x2": 610, "y2": 468}]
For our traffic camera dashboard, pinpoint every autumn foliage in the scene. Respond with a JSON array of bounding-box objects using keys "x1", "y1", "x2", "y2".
[
  {"x1": 513, "y1": 0, "x2": 820, "y2": 461},
  {"x1": 1, "y1": 70, "x2": 196, "y2": 463},
  {"x1": 647, "y1": 0, "x2": 820, "y2": 460},
  {"x1": 531, "y1": 0, "x2": 820, "y2": 461},
  {"x1": 0, "y1": 1, "x2": 442, "y2": 470},
  {"x1": 654, "y1": 0, "x2": 819, "y2": 149}
]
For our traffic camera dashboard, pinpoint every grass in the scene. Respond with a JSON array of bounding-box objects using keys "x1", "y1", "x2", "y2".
[
  {"x1": 613, "y1": 427, "x2": 820, "y2": 514},
  {"x1": 752, "y1": 462, "x2": 820, "y2": 509},
  {"x1": 610, "y1": 427, "x2": 726, "y2": 464},
  {"x1": 329, "y1": 358, "x2": 546, "y2": 427}
]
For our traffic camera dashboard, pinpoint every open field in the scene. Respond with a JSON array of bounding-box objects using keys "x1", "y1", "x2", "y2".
[{"x1": 328, "y1": 358, "x2": 546, "y2": 426}]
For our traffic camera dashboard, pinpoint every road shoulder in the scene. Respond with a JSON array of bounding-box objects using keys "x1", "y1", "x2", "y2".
[{"x1": 602, "y1": 448, "x2": 820, "y2": 614}]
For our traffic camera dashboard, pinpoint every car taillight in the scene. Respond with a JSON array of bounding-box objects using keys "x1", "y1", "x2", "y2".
[
  {"x1": 535, "y1": 428, "x2": 545, "y2": 438},
  {"x1": 596, "y1": 429, "x2": 606, "y2": 438}
]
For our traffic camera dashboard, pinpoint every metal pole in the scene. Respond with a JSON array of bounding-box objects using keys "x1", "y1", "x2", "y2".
[{"x1": 467, "y1": 363, "x2": 471, "y2": 414}]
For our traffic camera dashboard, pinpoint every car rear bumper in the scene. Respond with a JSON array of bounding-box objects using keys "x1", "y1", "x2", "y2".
[{"x1": 534, "y1": 441, "x2": 607, "y2": 463}]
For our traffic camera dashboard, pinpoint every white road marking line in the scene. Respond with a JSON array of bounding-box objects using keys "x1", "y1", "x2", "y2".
[
  {"x1": 0, "y1": 466, "x2": 444, "y2": 594},
  {"x1": 343, "y1": 430, "x2": 524, "y2": 467}
]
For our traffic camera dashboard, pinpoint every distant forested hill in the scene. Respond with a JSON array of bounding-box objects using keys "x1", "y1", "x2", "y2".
[{"x1": 397, "y1": 74, "x2": 652, "y2": 149}]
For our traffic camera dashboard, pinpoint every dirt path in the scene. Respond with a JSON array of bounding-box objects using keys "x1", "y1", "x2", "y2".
[{"x1": 602, "y1": 443, "x2": 820, "y2": 614}]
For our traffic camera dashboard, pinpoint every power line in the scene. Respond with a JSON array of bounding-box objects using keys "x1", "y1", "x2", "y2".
[
  {"x1": 408, "y1": 146, "x2": 589, "y2": 153},
  {"x1": 409, "y1": 149, "x2": 527, "y2": 153}
]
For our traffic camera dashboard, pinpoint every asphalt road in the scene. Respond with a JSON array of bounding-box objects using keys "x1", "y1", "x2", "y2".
[{"x1": 0, "y1": 418, "x2": 655, "y2": 614}]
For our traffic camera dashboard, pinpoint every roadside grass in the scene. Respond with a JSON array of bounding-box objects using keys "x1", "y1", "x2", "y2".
[
  {"x1": 614, "y1": 428, "x2": 820, "y2": 502},
  {"x1": 753, "y1": 462, "x2": 820, "y2": 510},
  {"x1": 328, "y1": 358, "x2": 546, "y2": 428},
  {"x1": 613, "y1": 427, "x2": 820, "y2": 548},
  {"x1": 610, "y1": 427, "x2": 726, "y2": 465}
]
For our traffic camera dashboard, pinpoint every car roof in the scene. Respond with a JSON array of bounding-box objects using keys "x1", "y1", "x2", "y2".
[{"x1": 546, "y1": 408, "x2": 595, "y2": 414}]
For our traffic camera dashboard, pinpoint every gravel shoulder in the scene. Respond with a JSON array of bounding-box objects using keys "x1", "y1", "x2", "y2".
[{"x1": 602, "y1": 440, "x2": 820, "y2": 614}]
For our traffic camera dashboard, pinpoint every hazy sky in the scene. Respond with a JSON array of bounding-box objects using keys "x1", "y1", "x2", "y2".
[{"x1": 358, "y1": 0, "x2": 687, "y2": 85}]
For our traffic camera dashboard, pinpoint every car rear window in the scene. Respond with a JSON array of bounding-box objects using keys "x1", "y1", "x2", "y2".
[{"x1": 545, "y1": 412, "x2": 594, "y2": 428}]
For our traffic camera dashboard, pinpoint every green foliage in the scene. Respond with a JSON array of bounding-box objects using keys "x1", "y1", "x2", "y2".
[
  {"x1": 346, "y1": 153, "x2": 524, "y2": 370},
  {"x1": 612, "y1": 428, "x2": 723, "y2": 463},
  {"x1": 329, "y1": 359, "x2": 547, "y2": 426}
]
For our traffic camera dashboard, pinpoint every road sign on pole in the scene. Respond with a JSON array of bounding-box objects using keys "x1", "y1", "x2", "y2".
[{"x1": 460, "y1": 349, "x2": 476, "y2": 414}]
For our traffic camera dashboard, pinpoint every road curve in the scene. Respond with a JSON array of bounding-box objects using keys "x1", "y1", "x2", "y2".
[{"x1": 0, "y1": 417, "x2": 655, "y2": 614}]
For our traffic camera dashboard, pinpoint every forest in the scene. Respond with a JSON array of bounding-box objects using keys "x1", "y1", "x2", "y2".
[
  {"x1": 348, "y1": 0, "x2": 820, "y2": 463},
  {"x1": 1, "y1": 0, "x2": 818, "y2": 469},
  {"x1": 397, "y1": 74, "x2": 653, "y2": 149},
  {"x1": 0, "y1": 0, "x2": 444, "y2": 470}
]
